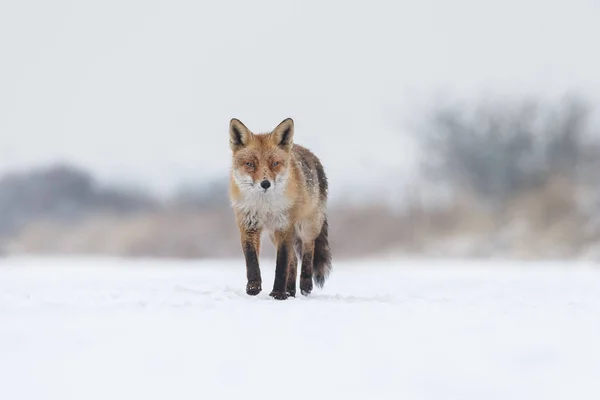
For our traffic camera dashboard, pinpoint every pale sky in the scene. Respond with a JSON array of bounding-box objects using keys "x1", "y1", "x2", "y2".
[{"x1": 1, "y1": 0, "x2": 599, "y2": 198}]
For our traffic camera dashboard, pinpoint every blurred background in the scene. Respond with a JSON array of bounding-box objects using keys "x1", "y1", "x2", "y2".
[{"x1": 1, "y1": 0, "x2": 600, "y2": 261}]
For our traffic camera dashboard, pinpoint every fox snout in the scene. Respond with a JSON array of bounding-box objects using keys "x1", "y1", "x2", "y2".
[{"x1": 260, "y1": 180, "x2": 271, "y2": 190}]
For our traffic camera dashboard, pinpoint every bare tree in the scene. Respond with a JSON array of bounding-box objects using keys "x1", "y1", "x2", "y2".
[{"x1": 418, "y1": 95, "x2": 595, "y2": 206}]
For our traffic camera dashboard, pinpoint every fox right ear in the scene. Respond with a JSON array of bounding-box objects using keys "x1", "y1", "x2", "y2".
[{"x1": 229, "y1": 118, "x2": 253, "y2": 151}]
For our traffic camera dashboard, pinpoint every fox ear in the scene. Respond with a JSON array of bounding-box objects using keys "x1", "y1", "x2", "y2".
[
  {"x1": 271, "y1": 118, "x2": 294, "y2": 151},
  {"x1": 229, "y1": 118, "x2": 253, "y2": 151}
]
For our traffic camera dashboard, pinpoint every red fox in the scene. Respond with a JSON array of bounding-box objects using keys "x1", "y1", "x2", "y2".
[{"x1": 228, "y1": 117, "x2": 332, "y2": 300}]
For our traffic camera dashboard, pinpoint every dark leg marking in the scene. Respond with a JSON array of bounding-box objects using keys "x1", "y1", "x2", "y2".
[
  {"x1": 243, "y1": 230, "x2": 262, "y2": 296},
  {"x1": 286, "y1": 250, "x2": 298, "y2": 297},
  {"x1": 300, "y1": 242, "x2": 315, "y2": 296},
  {"x1": 270, "y1": 241, "x2": 290, "y2": 300}
]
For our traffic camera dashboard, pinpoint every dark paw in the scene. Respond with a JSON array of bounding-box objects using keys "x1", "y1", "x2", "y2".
[
  {"x1": 286, "y1": 289, "x2": 296, "y2": 298},
  {"x1": 246, "y1": 281, "x2": 262, "y2": 296},
  {"x1": 269, "y1": 291, "x2": 289, "y2": 300},
  {"x1": 300, "y1": 279, "x2": 313, "y2": 296}
]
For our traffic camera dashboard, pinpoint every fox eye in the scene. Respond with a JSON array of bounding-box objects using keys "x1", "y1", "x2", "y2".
[
  {"x1": 246, "y1": 162, "x2": 255, "y2": 168},
  {"x1": 272, "y1": 161, "x2": 279, "y2": 167}
]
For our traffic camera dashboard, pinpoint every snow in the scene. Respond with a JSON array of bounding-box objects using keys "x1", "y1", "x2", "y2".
[{"x1": 1, "y1": 256, "x2": 600, "y2": 400}]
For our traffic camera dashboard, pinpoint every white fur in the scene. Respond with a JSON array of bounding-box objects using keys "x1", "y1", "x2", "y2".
[{"x1": 232, "y1": 169, "x2": 292, "y2": 232}]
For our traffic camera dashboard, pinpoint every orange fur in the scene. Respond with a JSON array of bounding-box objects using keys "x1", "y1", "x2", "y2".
[{"x1": 228, "y1": 118, "x2": 331, "y2": 300}]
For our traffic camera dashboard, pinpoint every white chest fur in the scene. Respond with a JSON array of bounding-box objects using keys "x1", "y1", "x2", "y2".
[{"x1": 232, "y1": 171, "x2": 292, "y2": 232}]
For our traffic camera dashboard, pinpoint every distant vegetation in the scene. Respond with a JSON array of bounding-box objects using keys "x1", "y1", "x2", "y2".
[
  {"x1": 2, "y1": 94, "x2": 600, "y2": 261},
  {"x1": 405, "y1": 94, "x2": 600, "y2": 259},
  {"x1": 418, "y1": 95, "x2": 599, "y2": 206},
  {"x1": 0, "y1": 164, "x2": 157, "y2": 237}
]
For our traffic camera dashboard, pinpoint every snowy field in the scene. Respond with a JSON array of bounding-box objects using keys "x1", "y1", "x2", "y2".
[{"x1": 1, "y1": 257, "x2": 600, "y2": 400}]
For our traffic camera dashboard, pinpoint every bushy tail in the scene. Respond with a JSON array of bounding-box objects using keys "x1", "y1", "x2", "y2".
[{"x1": 313, "y1": 216, "x2": 332, "y2": 288}]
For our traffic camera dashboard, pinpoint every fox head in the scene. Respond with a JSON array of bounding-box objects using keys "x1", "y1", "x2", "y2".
[{"x1": 229, "y1": 118, "x2": 295, "y2": 193}]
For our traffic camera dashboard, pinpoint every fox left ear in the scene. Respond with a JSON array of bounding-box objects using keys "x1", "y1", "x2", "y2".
[
  {"x1": 272, "y1": 118, "x2": 294, "y2": 151},
  {"x1": 229, "y1": 118, "x2": 253, "y2": 151}
]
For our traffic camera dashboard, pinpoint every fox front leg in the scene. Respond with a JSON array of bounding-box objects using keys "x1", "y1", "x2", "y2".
[
  {"x1": 270, "y1": 229, "x2": 294, "y2": 300},
  {"x1": 241, "y1": 227, "x2": 262, "y2": 296}
]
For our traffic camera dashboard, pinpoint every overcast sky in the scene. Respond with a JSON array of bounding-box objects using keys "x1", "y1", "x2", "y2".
[{"x1": 1, "y1": 0, "x2": 599, "y2": 198}]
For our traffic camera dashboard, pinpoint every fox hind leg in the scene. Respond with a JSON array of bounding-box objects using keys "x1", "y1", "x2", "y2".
[
  {"x1": 300, "y1": 241, "x2": 315, "y2": 296},
  {"x1": 286, "y1": 247, "x2": 299, "y2": 297}
]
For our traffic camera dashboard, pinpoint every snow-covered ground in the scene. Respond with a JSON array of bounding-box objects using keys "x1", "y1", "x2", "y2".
[{"x1": 1, "y1": 256, "x2": 599, "y2": 400}]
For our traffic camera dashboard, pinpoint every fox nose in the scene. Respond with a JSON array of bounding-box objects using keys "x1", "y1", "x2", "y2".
[{"x1": 260, "y1": 180, "x2": 271, "y2": 190}]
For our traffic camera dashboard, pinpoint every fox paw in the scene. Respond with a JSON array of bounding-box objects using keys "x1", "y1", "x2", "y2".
[
  {"x1": 269, "y1": 291, "x2": 289, "y2": 300},
  {"x1": 246, "y1": 282, "x2": 262, "y2": 296},
  {"x1": 300, "y1": 279, "x2": 313, "y2": 296}
]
